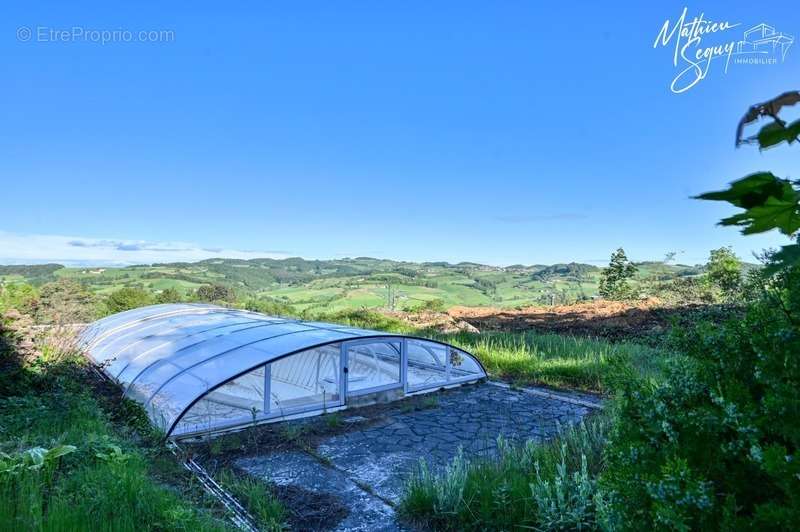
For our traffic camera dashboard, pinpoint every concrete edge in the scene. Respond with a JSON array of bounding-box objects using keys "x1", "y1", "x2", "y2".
[{"x1": 487, "y1": 380, "x2": 604, "y2": 410}]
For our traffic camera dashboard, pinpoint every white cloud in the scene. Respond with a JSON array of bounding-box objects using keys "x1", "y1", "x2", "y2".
[{"x1": 0, "y1": 231, "x2": 291, "y2": 266}]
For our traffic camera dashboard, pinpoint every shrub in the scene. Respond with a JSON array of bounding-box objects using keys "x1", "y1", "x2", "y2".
[
  {"x1": 0, "y1": 282, "x2": 37, "y2": 314},
  {"x1": 241, "y1": 296, "x2": 295, "y2": 316},
  {"x1": 105, "y1": 287, "x2": 154, "y2": 314},
  {"x1": 400, "y1": 418, "x2": 608, "y2": 530},
  {"x1": 599, "y1": 266, "x2": 800, "y2": 529},
  {"x1": 195, "y1": 284, "x2": 236, "y2": 303},
  {"x1": 31, "y1": 279, "x2": 98, "y2": 323},
  {"x1": 155, "y1": 287, "x2": 184, "y2": 304}
]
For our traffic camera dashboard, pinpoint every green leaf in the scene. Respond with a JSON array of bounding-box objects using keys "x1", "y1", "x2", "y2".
[
  {"x1": 44, "y1": 445, "x2": 77, "y2": 461},
  {"x1": 695, "y1": 173, "x2": 791, "y2": 208},
  {"x1": 765, "y1": 243, "x2": 800, "y2": 274},
  {"x1": 22, "y1": 447, "x2": 47, "y2": 470},
  {"x1": 786, "y1": 119, "x2": 800, "y2": 143},
  {"x1": 740, "y1": 197, "x2": 800, "y2": 235},
  {"x1": 758, "y1": 122, "x2": 789, "y2": 148}
]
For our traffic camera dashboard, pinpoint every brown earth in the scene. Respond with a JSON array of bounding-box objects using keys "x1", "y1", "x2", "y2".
[
  {"x1": 385, "y1": 299, "x2": 735, "y2": 342},
  {"x1": 448, "y1": 298, "x2": 736, "y2": 341}
]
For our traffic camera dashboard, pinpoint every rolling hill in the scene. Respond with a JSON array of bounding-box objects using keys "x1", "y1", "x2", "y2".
[{"x1": 0, "y1": 257, "x2": 704, "y2": 312}]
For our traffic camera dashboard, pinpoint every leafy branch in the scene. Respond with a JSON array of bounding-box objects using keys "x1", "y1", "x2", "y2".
[{"x1": 696, "y1": 91, "x2": 800, "y2": 271}]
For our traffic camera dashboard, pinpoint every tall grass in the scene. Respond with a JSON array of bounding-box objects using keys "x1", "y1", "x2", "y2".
[
  {"x1": 218, "y1": 470, "x2": 285, "y2": 531},
  {"x1": 313, "y1": 309, "x2": 671, "y2": 392},
  {"x1": 0, "y1": 393, "x2": 229, "y2": 531},
  {"x1": 400, "y1": 417, "x2": 609, "y2": 531},
  {"x1": 441, "y1": 331, "x2": 670, "y2": 392},
  {"x1": 0, "y1": 319, "x2": 234, "y2": 531}
]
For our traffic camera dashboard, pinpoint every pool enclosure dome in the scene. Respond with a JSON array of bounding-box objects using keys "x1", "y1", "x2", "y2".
[{"x1": 79, "y1": 304, "x2": 486, "y2": 438}]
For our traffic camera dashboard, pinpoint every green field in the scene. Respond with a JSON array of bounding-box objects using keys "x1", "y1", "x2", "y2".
[{"x1": 1, "y1": 257, "x2": 703, "y2": 312}]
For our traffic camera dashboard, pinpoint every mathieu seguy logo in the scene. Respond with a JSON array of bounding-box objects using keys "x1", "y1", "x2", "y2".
[{"x1": 654, "y1": 7, "x2": 794, "y2": 93}]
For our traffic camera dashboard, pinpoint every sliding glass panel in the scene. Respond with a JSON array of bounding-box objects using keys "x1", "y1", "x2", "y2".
[
  {"x1": 406, "y1": 339, "x2": 448, "y2": 390},
  {"x1": 346, "y1": 340, "x2": 401, "y2": 395},
  {"x1": 268, "y1": 344, "x2": 342, "y2": 416},
  {"x1": 448, "y1": 347, "x2": 484, "y2": 380},
  {"x1": 175, "y1": 365, "x2": 266, "y2": 435}
]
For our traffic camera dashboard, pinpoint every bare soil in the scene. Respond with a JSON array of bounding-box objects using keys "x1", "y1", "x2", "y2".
[{"x1": 388, "y1": 299, "x2": 738, "y2": 343}]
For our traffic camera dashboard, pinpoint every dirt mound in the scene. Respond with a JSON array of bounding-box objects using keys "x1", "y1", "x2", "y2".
[
  {"x1": 384, "y1": 310, "x2": 480, "y2": 334},
  {"x1": 446, "y1": 298, "x2": 706, "y2": 341}
]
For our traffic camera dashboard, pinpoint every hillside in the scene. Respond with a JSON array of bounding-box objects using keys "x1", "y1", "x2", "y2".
[{"x1": 0, "y1": 257, "x2": 702, "y2": 312}]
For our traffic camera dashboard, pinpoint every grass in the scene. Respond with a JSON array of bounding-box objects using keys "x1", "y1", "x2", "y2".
[
  {"x1": 0, "y1": 391, "x2": 229, "y2": 531},
  {"x1": 217, "y1": 470, "x2": 285, "y2": 531},
  {"x1": 0, "y1": 318, "x2": 284, "y2": 531},
  {"x1": 312, "y1": 309, "x2": 672, "y2": 393},
  {"x1": 399, "y1": 417, "x2": 609, "y2": 531},
  {"x1": 440, "y1": 330, "x2": 670, "y2": 392}
]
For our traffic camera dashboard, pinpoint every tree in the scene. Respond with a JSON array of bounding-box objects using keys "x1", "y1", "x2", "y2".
[
  {"x1": 155, "y1": 287, "x2": 184, "y2": 304},
  {"x1": 706, "y1": 246, "x2": 742, "y2": 297},
  {"x1": 195, "y1": 284, "x2": 236, "y2": 303},
  {"x1": 33, "y1": 279, "x2": 97, "y2": 323},
  {"x1": 0, "y1": 282, "x2": 37, "y2": 314},
  {"x1": 598, "y1": 248, "x2": 637, "y2": 299},
  {"x1": 106, "y1": 287, "x2": 153, "y2": 314}
]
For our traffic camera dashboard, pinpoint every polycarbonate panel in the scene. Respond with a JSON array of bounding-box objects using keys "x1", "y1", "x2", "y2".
[
  {"x1": 81, "y1": 304, "x2": 185, "y2": 341},
  {"x1": 83, "y1": 305, "x2": 223, "y2": 360},
  {"x1": 82, "y1": 304, "x2": 211, "y2": 344},
  {"x1": 96, "y1": 311, "x2": 251, "y2": 372},
  {"x1": 270, "y1": 344, "x2": 342, "y2": 412},
  {"x1": 406, "y1": 339, "x2": 448, "y2": 389},
  {"x1": 346, "y1": 340, "x2": 401, "y2": 393},
  {"x1": 449, "y1": 347, "x2": 483, "y2": 380},
  {"x1": 128, "y1": 322, "x2": 316, "y2": 405},
  {"x1": 177, "y1": 365, "x2": 267, "y2": 435},
  {"x1": 152, "y1": 328, "x2": 356, "y2": 433},
  {"x1": 115, "y1": 320, "x2": 275, "y2": 387}
]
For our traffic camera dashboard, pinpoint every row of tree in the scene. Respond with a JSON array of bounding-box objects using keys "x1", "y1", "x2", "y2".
[{"x1": 598, "y1": 246, "x2": 744, "y2": 302}]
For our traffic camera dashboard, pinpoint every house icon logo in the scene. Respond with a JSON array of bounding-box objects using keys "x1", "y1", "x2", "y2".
[{"x1": 734, "y1": 23, "x2": 794, "y2": 64}]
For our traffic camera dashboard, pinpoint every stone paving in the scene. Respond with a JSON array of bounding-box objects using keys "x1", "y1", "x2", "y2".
[{"x1": 237, "y1": 383, "x2": 597, "y2": 531}]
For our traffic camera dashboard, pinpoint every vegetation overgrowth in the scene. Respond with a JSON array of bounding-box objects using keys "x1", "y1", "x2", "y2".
[{"x1": 0, "y1": 312, "x2": 285, "y2": 531}]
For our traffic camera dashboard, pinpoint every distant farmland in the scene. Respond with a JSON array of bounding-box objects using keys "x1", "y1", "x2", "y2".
[{"x1": 0, "y1": 257, "x2": 703, "y2": 312}]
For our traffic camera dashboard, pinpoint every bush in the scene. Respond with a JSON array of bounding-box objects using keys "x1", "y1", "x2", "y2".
[
  {"x1": 241, "y1": 296, "x2": 295, "y2": 316},
  {"x1": 105, "y1": 287, "x2": 154, "y2": 314},
  {"x1": 599, "y1": 266, "x2": 800, "y2": 529},
  {"x1": 155, "y1": 287, "x2": 184, "y2": 304},
  {"x1": 195, "y1": 284, "x2": 236, "y2": 303},
  {"x1": 0, "y1": 282, "x2": 37, "y2": 314},
  {"x1": 415, "y1": 298, "x2": 446, "y2": 313},
  {"x1": 31, "y1": 280, "x2": 98, "y2": 324}
]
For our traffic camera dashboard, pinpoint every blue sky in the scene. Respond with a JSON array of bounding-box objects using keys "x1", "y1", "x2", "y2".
[{"x1": 1, "y1": 1, "x2": 799, "y2": 266}]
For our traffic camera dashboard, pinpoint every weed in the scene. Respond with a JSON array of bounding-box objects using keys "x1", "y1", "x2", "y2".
[
  {"x1": 400, "y1": 417, "x2": 608, "y2": 530},
  {"x1": 218, "y1": 470, "x2": 285, "y2": 531}
]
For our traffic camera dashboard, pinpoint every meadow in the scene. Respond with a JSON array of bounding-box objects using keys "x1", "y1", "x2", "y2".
[{"x1": 1, "y1": 257, "x2": 702, "y2": 313}]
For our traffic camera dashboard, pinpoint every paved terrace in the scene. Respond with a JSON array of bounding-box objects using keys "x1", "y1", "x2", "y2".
[{"x1": 231, "y1": 383, "x2": 599, "y2": 531}]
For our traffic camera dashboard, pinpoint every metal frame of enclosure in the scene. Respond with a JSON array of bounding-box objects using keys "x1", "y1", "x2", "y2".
[{"x1": 79, "y1": 304, "x2": 486, "y2": 439}]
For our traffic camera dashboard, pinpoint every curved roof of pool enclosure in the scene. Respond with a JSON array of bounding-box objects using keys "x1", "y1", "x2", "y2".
[{"x1": 79, "y1": 304, "x2": 486, "y2": 438}]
